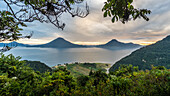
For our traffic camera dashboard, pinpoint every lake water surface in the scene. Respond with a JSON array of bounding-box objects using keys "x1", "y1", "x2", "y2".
[{"x1": 4, "y1": 47, "x2": 138, "y2": 67}]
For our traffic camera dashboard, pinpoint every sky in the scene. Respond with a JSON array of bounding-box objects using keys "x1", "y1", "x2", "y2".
[{"x1": 1, "y1": 0, "x2": 170, "y2": 45}]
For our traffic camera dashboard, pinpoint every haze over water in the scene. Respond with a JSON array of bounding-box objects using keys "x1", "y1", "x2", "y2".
[{"x1": 4, "y1": 47, "x2": 138, "y2": 67}]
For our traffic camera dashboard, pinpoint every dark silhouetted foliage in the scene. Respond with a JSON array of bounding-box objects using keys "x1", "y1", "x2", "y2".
[{"x1": 102, "y1": 0, "x2": 151, "y2": 24}]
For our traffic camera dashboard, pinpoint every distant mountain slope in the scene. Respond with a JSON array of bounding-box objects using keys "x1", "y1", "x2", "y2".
[
  {"x1": 0, "y1": 41, "x2": 30, "y2": 47},
  {"x1": 29, "y1": 37, "x2": 141, "y2": 49},
  {"x1": 0, "y1": 37, "x2": 141, "y2": 49},
  {"x1": 96, "y1": 39, "x2": 141, "y2": 49},
  {"x1": 30, "y1": 37, "x2": 86, "y2": 48},
  {"x1": 24, "y1": 60, "x2": 52, "y2": 73},
  {"x1": 109, "y1": 35, "x2": 170, "y2": 72}
]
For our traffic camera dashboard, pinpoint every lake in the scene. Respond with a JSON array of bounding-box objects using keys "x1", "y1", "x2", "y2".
[{"x1": 4, "y1": 47, "x2": 138, "y2": 67}]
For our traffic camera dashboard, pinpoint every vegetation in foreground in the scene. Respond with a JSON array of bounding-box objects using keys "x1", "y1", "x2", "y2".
[{"x1": 0, "y1": 54, "x2": 170, "y2": 96}]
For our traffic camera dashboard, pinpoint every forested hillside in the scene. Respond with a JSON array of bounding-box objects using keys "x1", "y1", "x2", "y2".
[
  {"x1": 24, "y1": 60, "x2": 52, "y2": 73},
  {"x1": 110, "y1": 35, "x2": 170, "y2": 72}
]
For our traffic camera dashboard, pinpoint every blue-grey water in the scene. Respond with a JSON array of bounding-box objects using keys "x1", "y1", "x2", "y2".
[{"x1": 4, "y1": 47, "x2": 138, "y2": 67}]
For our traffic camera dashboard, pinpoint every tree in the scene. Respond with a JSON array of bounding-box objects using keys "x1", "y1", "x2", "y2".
[
  {"x1": 0, "y1": 0, "x2": 89, "y2": 51},
  {"x1": 2, "y1": 0, "x2": 89, "y2": 29},
  {"x1": 0, "y1": 11, "x2": 31, "y2": 42},
  {"x1": 102, "y1": 0, "x2": 151, "y2": 23}
]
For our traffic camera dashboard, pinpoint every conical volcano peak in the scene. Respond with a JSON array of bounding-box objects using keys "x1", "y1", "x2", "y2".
[
  {"x1": 42, "y1": 37, "x2": 84, "y2": 48},
  {"x1": 55, "y1": 37, "x2": 65, "y2": 40},
  {"x1": 49, "y1": 37, "x2": 70, "y2": 44},
  {"x1": 51, "y1": 37, "x2": 68, "y2": 43},
  {"x1": 107, "y1": 39, "x2": 120, "y2": 44},
  {"x1": 57, "y1": 37, "x2": 64, "y2": 39},
  {"x1": 110, "y1": 39, "x2": 118, "y2": 42},
  {"x1": 103, "y1": 39, "x2": 124, "y2": 46}
]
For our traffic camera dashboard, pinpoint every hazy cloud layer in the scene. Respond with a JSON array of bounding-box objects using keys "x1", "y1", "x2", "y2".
[{"x1": 1, "y1": 0, "x2": 170, "y2": 45}]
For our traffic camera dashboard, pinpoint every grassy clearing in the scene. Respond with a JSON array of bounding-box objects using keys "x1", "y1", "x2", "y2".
[{"x1": 61, "y1": 63, "x2": 111, "y2": 77}]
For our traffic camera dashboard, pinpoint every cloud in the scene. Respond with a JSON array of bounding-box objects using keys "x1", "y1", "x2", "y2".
[{"x1": 1, "y1": 0, "x2": 170, "y2": 45}]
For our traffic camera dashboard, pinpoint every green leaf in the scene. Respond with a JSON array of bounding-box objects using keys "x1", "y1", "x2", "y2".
[
  {"x1": 112, "y1": 16, "x2": 115, "y2": 23},
  {"x1": 20, "y1": 22, "x2": 27, "y2": 27},
  {"x1": 18, "y1": 28, "x2": 23, "y2": 31},
  {"x1": 104, "y1": 11, "x2": 108, "y2": 17},
  {"x1": 108, "y1": 11, "x2": 111, "y2": 17}
]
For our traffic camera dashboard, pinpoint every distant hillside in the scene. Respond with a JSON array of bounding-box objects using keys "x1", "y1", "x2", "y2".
[
  {"x1": 24, "y1": 60, "x2": 52, "y2": 73},
  {"x1": 53, "y1": 63, "x2": 111, "y2": 77},
  {"x1": 109, "y1": 35, "x2": 170, "y2": 72},
  {"x1": 0, "y1": 41, "x2": 30, "y2": 47},
  {"x1": 30, "y1": 37, "x2": 86, "y2": 48},
  {"x1": 32, "y1": 38, "x2": 141, "y2": 49},
  {"x1": 96, "y1": 39, "x2": 141, "y2": 49},
  {"x1": 0, "y1": 38, "x2": 141, "y2": 49}
]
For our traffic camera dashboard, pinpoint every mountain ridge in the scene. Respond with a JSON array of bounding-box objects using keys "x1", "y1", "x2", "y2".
[
  {"x1": 109, "y1": 35, "x2": 170, "y2": 72},
  {"x1": 96, "y1": 39, "x2": 141, "y2": 49},
  {"x1": 0, "y1": 41, "x2": 30, "y2": 47},
  {"x1": 0, "y1": 37, "x2": 141, "y2": 49},
  {"x1": 30, "y1": 37, "x2": 86, "y2": 48}
]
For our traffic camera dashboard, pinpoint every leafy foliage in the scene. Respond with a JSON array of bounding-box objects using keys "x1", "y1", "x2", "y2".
[
  {"x1": 0, "y1": 54, "x2": 41, "y2": 96},
  {"x1": 0, "y1": 11, "x2": 28, "y2": 42},
  {"x1": 0, "y1": 54, "x2": 169, "y2": 96},
  {"x1": 102, "y1": 0, "x2": 151, "y2": 23},
  {"x1": 0, "y1": 0, "x2": 89, "y2": 48},
  {"x1": 2, "y1": 0, "x2": 89, "y2": 30},
  {"x1": 0, "y1": 10, "x2": 33, "y2": 52}
]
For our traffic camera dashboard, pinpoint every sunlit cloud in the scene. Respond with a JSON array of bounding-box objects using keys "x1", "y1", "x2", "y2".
[{"x1": 17, "y1": 39, "x2": 50, "y2": 45}]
